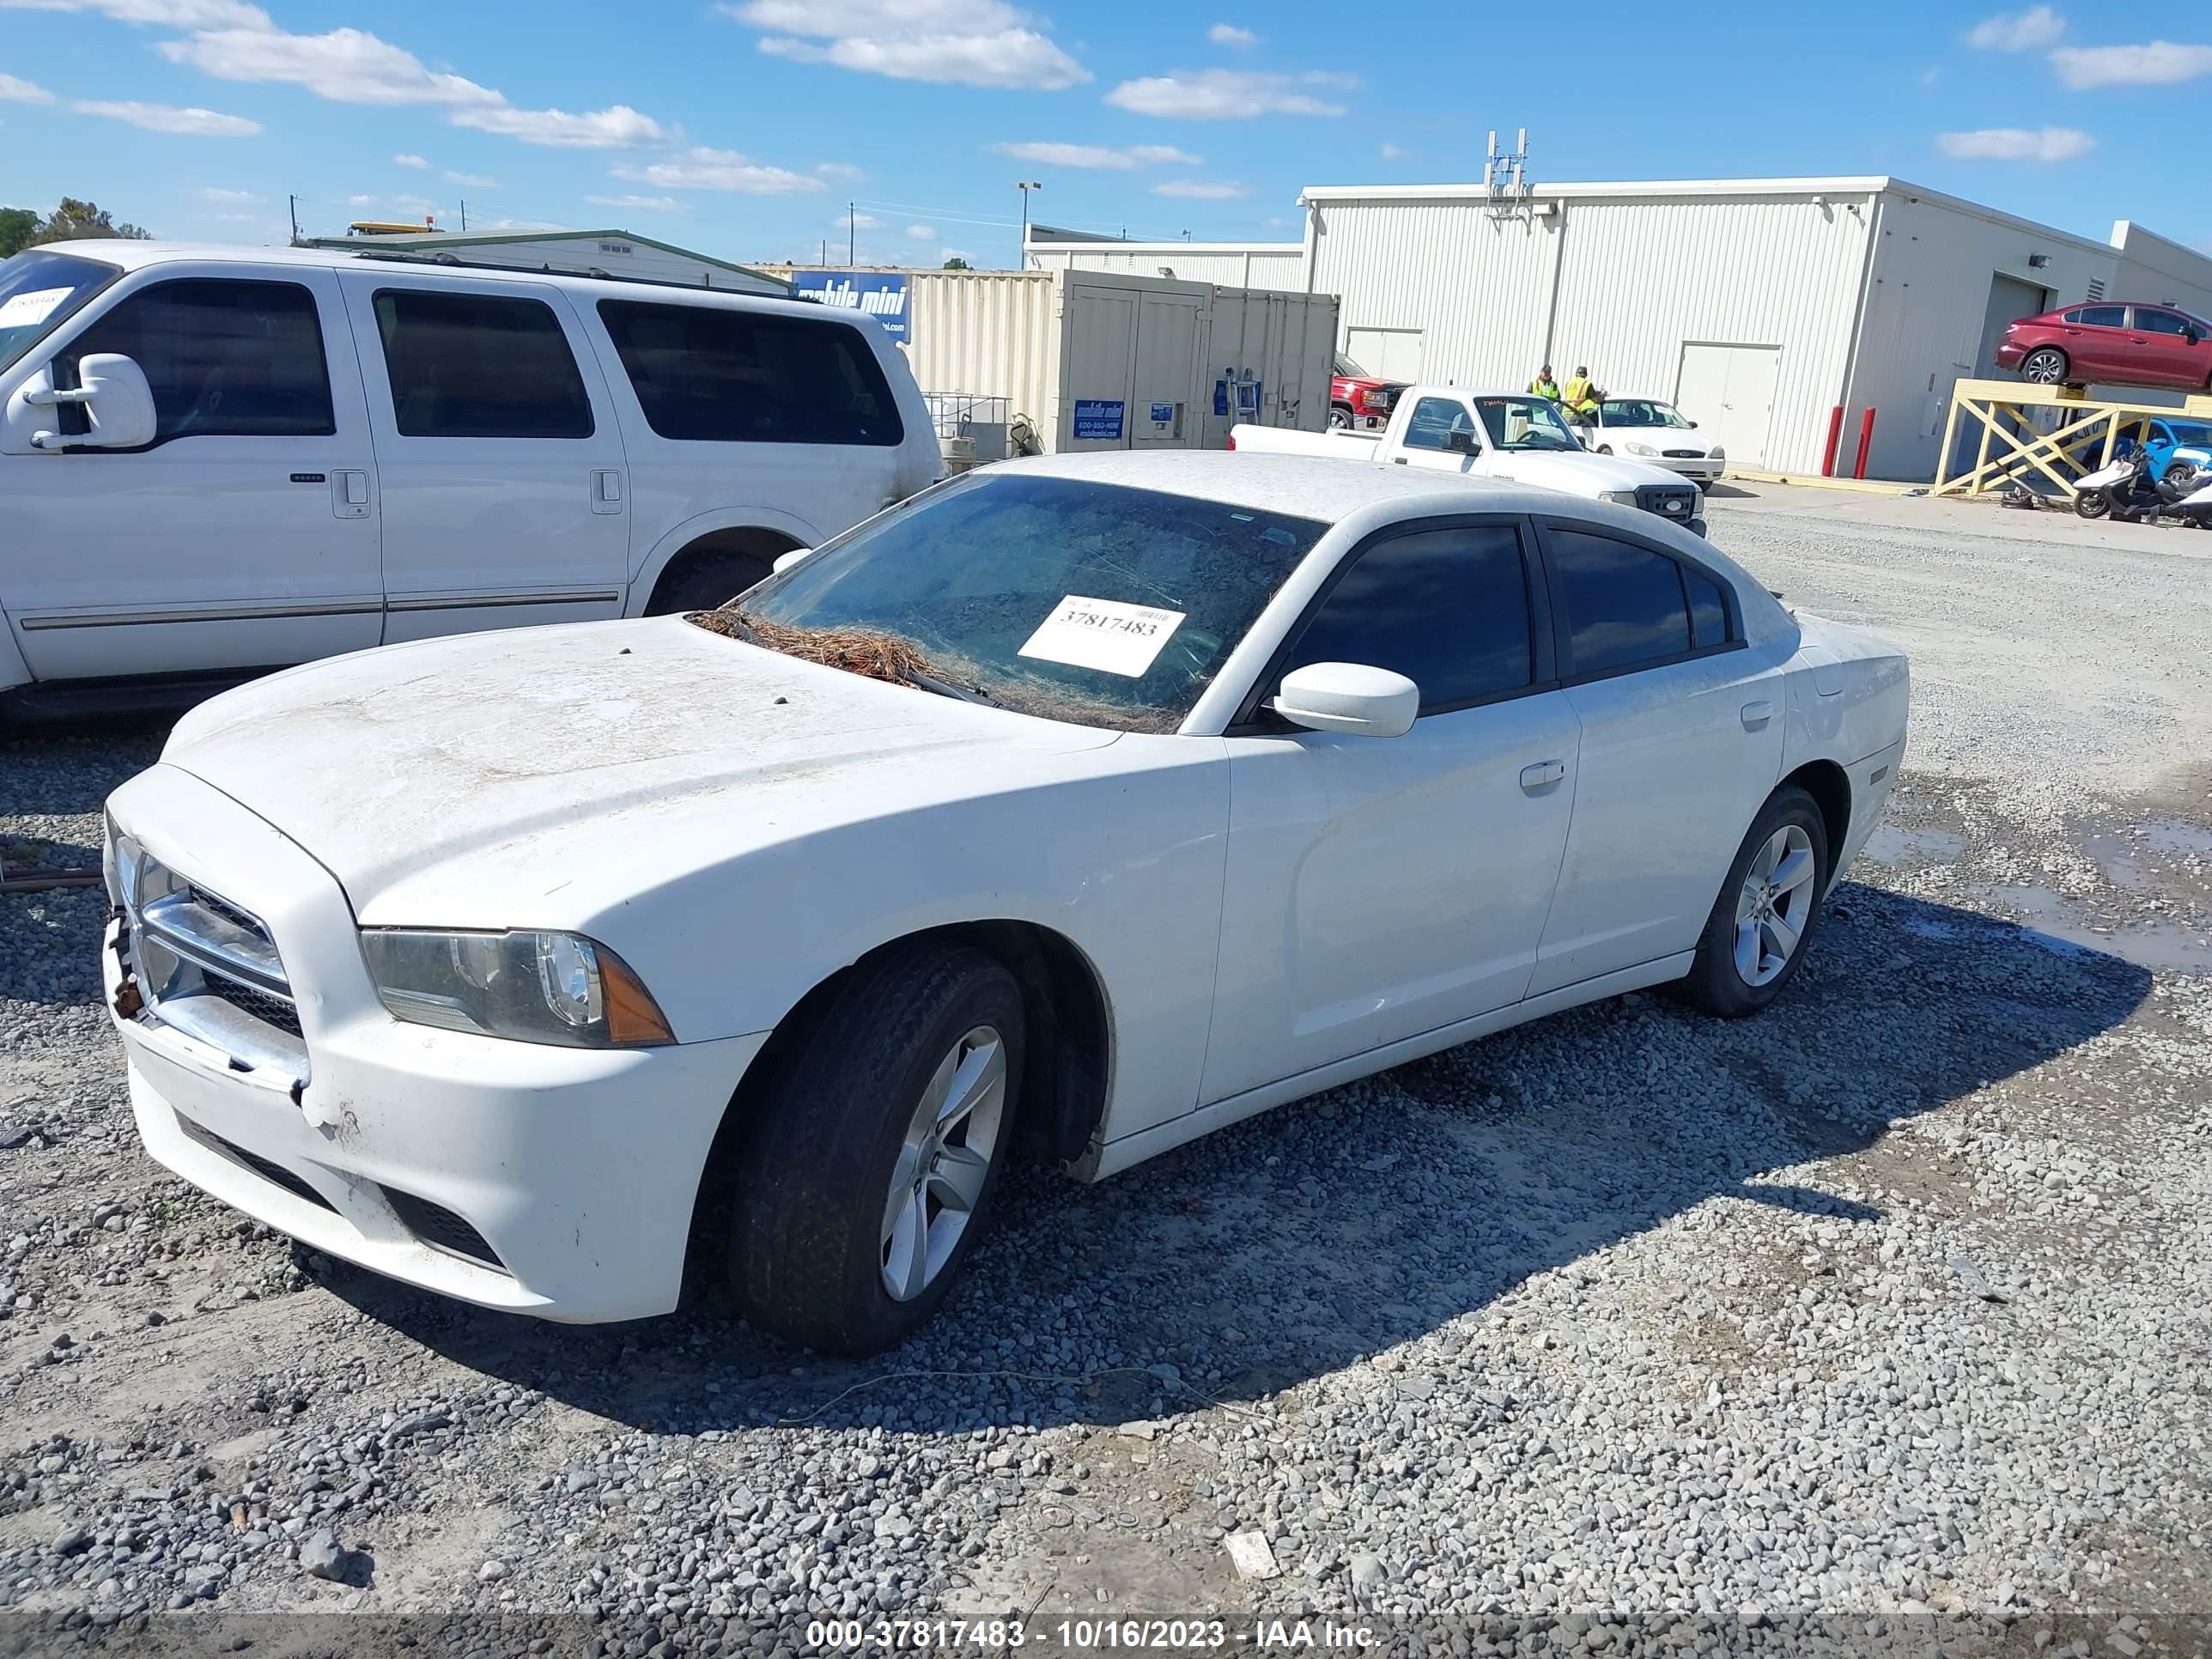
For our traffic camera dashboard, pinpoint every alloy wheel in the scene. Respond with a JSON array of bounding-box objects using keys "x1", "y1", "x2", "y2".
[
  {"x1": 1733, "y1": 823, "x2": 1817, "y2": 988},
  {"x1": 878, "y1": 1025, "x2": 1006, "y2": 1302}
]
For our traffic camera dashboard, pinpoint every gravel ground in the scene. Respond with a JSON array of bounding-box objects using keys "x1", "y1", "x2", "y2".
[{"x1": 2, "y1": 489, "x2": 2209, "y2": 1656}]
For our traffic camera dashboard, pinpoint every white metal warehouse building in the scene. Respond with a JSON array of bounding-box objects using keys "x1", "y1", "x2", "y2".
[{"x1": 1028, "y1": 177, "x2": 2212, "y2": 482}]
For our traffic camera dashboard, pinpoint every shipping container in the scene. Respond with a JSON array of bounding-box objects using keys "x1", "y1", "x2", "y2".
[{"x1": 769, "y1": 267, "x2": 1336, "y2": 457}]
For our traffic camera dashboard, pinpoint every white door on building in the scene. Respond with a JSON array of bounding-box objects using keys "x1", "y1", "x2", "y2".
[
  {"x1": 1676, "y1": 343, "x2": 1780, "y2": 468},
  {"x1": 1346, "y1": 326, "x2": 1423, "y2": 383}
]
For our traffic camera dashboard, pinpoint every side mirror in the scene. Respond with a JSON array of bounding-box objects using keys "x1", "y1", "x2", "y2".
[
  {"x1": 771, "y1": 546, "x2": 815, "y2": 574},
  {"x1": 1444, "y1": 428, "x2": 1479, "y2": 457},
  {"x1": 24, "y1": 354, "x2": 156, "y2": 451},
  {"x1": 1272, "y1": 662, "x2": 1419, "y2": 738}
]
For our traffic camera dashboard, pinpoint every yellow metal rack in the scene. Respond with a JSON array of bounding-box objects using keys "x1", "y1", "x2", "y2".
[{"x1": 1934, "y1": 377, "x2": 2212, "y2": 498}]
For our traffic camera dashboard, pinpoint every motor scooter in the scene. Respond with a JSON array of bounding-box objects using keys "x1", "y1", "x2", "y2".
[
  {"x1": 2074, "y1": 447, "x2": 2168, "y2": 521},
  {"x1": 2170, "y1": 468, "x2": 2212, "y2": 531}
]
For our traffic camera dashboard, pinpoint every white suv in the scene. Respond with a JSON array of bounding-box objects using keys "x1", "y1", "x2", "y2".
[{"x1": 0, "y1": 241, "x2": 940, "y2": 719}]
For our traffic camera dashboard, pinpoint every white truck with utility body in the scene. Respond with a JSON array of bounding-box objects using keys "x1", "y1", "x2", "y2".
[
  {"x1": 1232, "y1": 386, "x2": 1707, "y2": 538},
  {"x1": 0, "y1": 241, "x2": 940, "y2": 720}
]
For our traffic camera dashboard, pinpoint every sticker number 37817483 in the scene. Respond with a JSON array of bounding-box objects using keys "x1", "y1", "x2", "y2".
[{"x1": 1018, "y1": 595, "x2": 1188, "y2": 678}]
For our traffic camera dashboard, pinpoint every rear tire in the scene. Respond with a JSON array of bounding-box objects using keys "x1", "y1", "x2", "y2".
[
  {"x1": 1674, "y1": 786, "x2": 1830, "y2": 1018},
  {"x1": 2019, "y1": 346, "x2": 2069, "y2": 386},
  {"x1": 728, "y1": 944, "x2": 1024, "y2": 1356},
  {"x1": 644, "y1": 551, "x2": 772, "y2": 616}
]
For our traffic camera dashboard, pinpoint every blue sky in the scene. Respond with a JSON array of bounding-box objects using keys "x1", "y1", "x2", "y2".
[{"x1": 2, "y1": 1, "x2": 2206, "y2": 268}]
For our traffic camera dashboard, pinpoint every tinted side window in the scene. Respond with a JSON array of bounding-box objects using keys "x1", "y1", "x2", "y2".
[
  {"x1": 1401, "y1": 395, "x2": 1474, "y2": 453},
  {"x1": 1685, "y1": 567, "x2": 1731, "y2": 649},
  {"x1": 2076, "y1": 305, "x2": 2128, "y2": 328},
  {"x1": 2060, "y1": 308, "x2": 2081, "y2": 324},
  {"x1": 373, "y1": 289, "x2": 592, "y2": 439},
  {"x1": 598, "y1": 299, "x2": 902, "y2": 447},
  {"x1": 1279, "y1": 525, "x2": 1532, "y2": 711},
  {"x1": 68, "y1": 278, "x2": 333, "y2": 441},
  {"x1": 2135, "y1": 308, "x2": 2190, "y2": 337},
  {"x1": 1549, "y1": 528, "x2": 1692, "y2": 676}
]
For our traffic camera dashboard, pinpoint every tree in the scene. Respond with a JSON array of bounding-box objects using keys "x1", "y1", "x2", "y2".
[
  {"x1": 0, "y1": 207, "x2": 38, "y2": 259},
  {"x1": 941, "y1": 255, "x2": 971, "y2": 270},
  {"x1": 29, "y1": 198, "x2": 153, "y2": 246}
]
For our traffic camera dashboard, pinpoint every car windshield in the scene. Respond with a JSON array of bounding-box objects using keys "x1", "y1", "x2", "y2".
[
  {"x1": 715, "y1": 471, "x2": 1328, "y2": 732},
  {"x1": 1334, "y1": 352, "x2": 1372, "y2": 377},
  {"x1": 1473, "y1": 395, "x2": 1583, "y2": 452},
  {"x1": 0, "y1": 250, "x2": 122, "y2": 374},
  {"x1": 1600, "y1": 398, "x2": 1692, "y2": 429}
]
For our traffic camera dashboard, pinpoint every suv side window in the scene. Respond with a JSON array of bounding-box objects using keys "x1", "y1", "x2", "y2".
[
  {"x1": 371, "y1": 289, "x2": 593, "y2": 439},
  {"x1": 1277, "y1": 524, "x2": 1532, "y2": 712},
  {"x1": 2135, "y1": 307, "x2": 2191, "y2": 337},
  {"x1": 1401, "y1": 395, "x2": 1474, "y2": 453},
  {"x1": 1548, "y1": 526, "x2": 1734, "y2": 677},
  {"x1": 65, "y1": 278, "x2": 333, "y2": 442},
  {"x1": 2076, "y1": 305, "x2": 2128, "y2": 328},
  {"x1": 597, "y1": 299, "x2": 903, "y2": 447}
]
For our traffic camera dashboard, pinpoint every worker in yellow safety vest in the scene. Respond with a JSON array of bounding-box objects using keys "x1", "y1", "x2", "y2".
[
  {"x1": 1528, "y1": 364, "x2": 1560, "y2": 402},
  {"x1": 1562, "y1": 366, "x2": 1601, "y2": 425}
]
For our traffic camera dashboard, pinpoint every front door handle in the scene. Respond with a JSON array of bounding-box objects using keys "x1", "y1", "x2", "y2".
[
  {"x1": 1519, "y1": 759, "x2": 1566, "y2": 792},
  {"x1": 331, "y1": 470, "x2": 370, "y2": 520},
  {"x1": 1741, "y1": 700, "x2": 1774, "y2": 730}
]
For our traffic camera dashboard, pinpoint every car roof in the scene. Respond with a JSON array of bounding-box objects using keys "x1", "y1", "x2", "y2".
[
  {"x1": 998, "y1": 449, "x2": 1553, "y2": 521},
  {"x1": 27, "y1": 239, "x2": 831, "y2": 322}
]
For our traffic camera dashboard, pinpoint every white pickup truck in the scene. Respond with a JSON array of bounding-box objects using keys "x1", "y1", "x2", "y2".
[{"x1": 1231, "y1": 386, "x2": 1708, "y2": 538}]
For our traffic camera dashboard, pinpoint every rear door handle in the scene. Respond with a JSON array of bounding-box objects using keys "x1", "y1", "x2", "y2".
[
  {"x1": 1519, "y1": 759, "x2": 1566, "y2": 791},
  {"x1": 1741, "y1": 700, "x2": 1773, "y2": 730},
  {"x1": 591, "y1": 468, "x2": 625, "y2": 514}
]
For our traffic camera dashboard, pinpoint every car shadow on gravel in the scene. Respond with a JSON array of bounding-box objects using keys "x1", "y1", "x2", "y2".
[{"x1": 324, "y1": 878, "x2": 2148, "y2": 1436}]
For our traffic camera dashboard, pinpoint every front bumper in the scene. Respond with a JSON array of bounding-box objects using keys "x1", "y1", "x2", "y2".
[{"x1": 103, "y1": 763, "x2": 766, "y2": 1324}]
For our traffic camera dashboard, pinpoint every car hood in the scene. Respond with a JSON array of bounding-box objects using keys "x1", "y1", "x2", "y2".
[
  {"x1": 155, "y1": 617, "x2": 1121, "y2": 926},
  {"x1": 1601, "y1": 425, "x2": 1716, "y2": 453},
  {"x1": 1486, "y1": 449, "x2": 1692, "y2": 492}
]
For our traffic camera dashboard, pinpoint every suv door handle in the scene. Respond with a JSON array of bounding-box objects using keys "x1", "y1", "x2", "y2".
[
  {"x1": 1741, "y1": 700, "x2": 1774, "y2": 730},
  {"x1": 592, "y1": 468, "x2": 625, "y2": 514},
  {"x1": 1519, "y1": 759, "x2": 1566, "y2": 791},
  {"x1": 331, "y1": 470, "x2": 370, "y2": 520}
]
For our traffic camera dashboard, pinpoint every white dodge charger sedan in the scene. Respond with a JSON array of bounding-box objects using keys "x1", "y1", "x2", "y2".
[{"x1": 101, "y1": 453, "x2": 1907, "y2": 1355}]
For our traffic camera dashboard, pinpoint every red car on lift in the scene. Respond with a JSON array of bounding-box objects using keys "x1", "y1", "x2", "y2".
[
  {"x1": 1996, "y1": 300, "x2": 2212, "y2": 392},
  {"x1": 1329, "y1": 354, "x2": 1407, "y2": 429}
]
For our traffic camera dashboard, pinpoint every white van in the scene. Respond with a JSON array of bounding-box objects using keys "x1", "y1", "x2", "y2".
[{"x1": 0, "y1": 241, "x2": 940, "y2": 718}]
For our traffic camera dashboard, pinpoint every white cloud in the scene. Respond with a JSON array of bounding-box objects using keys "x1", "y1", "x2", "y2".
[
  {"x1": 393, "y1": 151, "x2": 428, "y2": 167},
  {"x1": 0, "y1": 71, "x2": 56, "y2": 102},
  {"x1": 841, "y1": 211, "x2": 881, "y2": 228},
  {"x1": 2050, "y1": 40, "x2": 2212, "y2": 86},
  {"x1": 612, "y1": 144, "x2": 823, "y2": 192},
  {"x1": 452, "y1": 103, "x2": 665, "y2": 148},
  {"x1": 1936, "y1": 125, "x2": 2094, "y2": 161},
  {"x1": 1152, "y1": 178, "x2": 1245, "y2": 199},
  {"x1": 906, "y1": 222, "x2": 936, "y2": 240},
  {"x1": 728, "y1": 0, "x2": 1086, "y2": 89},
  {"x1": 1105, "y1": 69, "x2": 1346, "y2": 118},
  {"x1": 1206, "y1": 21, "x2": 1255, "y2": 46},
  {"x1": 940, "y1": 246, "x2": 971, "y2": 260},
  {"x1": 475, "y1": 216, "x2": 565, "y2": 232},
  {"x1": 158, "y1": 24, "x2": 500, "y2": 106},
  {"x1": 443, "y1": 169, "x2": 495, "y2": 187},
  {"x1": 73, "y1": 97, "x2": 259, "y2": 134},
  {"x1": 198, "y1": 185, "x2": 262, "y2": 202},
  {"x1": 0, "y1": 0, "x2": 270, "y2": 26},
  {"x1": 1965, "y1": 5, "x2": 2065, "y2": 50},
  {"x1": 1379, "y1": 140, "x2": 1401, "y2": 159},
  {"x1": 586, "y1": 193, "x2": 685, "y2": 212},
  {"x1": 341, "y1": 191, "x2": 434, "y2": 214},
  {"x1": 991, "y1": 140, "x2": 1200, "y2": 168},
  {"x1": 815, "y1": 161, "x2": 865, "y2": 181}
]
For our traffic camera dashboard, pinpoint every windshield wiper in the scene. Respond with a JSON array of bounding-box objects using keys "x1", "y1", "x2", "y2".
[{"x1": 909, "y1": 670, "x2": 1000, "y2": 707}]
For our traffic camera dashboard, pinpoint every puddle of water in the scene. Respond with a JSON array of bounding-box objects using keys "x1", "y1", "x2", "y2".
[
  {"x1": 2142, "y1": 818, "x2": 2212, "y2": 860},
  {"x1": 1863, "y1": 823, "x2": 1968, "y2": 865},
  {"x1": 2081, "y1": 832, "x2": 2150, "y2": 891},
  {"x1": 1988, "y1": 882, "x2": 2212, "y2": 975}
]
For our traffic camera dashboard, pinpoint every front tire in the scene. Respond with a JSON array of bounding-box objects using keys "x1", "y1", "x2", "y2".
[
  {"x1": 729, "y1": 944, "x2": 1024, "y2": 1356},
  {"x1": 2019, "y1": 346, "x2": 2069, "y2": 386},
  {"x1": 1674, "y1": 786, "x2": 1830, "y2": 1018},
  {"x1": 2075, "y1": 490, "x2": 2112, "y2": 520},
  {"x1": 1328, "y1": 404, "x2": 1353, "y2": 430}
]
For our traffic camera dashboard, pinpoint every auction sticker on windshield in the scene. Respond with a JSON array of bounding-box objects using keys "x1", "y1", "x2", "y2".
[
  {"x1": 1018, "y1": 595, "x2": 1186, "y2": 678},
  {"x1": 0, "y1": 289, "x2": 71, "y2": 330}
]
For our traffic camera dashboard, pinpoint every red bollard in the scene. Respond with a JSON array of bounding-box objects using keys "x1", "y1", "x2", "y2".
[
  {"x1": 1822, "y1": 406, "x2": 1844, "y2": 477},
  {"x1": 1852, "y1": 407, "x2": 1876, "y2": 479}
]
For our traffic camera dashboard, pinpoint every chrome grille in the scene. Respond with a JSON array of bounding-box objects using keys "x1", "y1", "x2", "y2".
[
  {"x1": 119, "y1": 849, "x2": 307, "y2": 1075},
  {"x1": 1662, "y1": 448, "x2": 1705, "y2": 459}
]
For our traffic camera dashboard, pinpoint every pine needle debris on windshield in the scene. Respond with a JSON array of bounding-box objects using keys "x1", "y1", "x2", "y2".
[{"x1": 687, "y1": 608, "x2": 938, "y2": 688}]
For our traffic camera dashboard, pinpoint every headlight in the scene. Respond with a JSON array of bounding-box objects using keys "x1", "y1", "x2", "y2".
[
  {"x1": 1710, "y1": 445, "x2": 1726, "y2": 460},
  {"x1": 1598, "y1": 489, "x2": 1638, "y2": 506},
  {"x1": 360, "y1": 929, "x2": 674, "y2": 1048},
  {"x1": 1625, "y1": 441, "x2": 1657, "y2": 457}
]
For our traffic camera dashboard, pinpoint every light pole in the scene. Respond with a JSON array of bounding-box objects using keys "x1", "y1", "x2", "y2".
[{"x1": 1014, "y1": 181, "x2": 1041, "y2": 269}]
